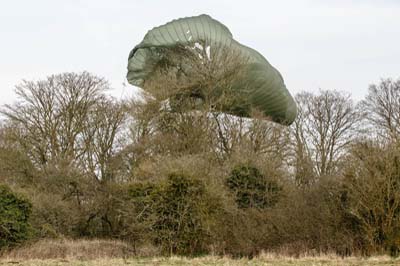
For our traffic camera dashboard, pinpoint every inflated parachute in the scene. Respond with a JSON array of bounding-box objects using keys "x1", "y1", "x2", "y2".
[{"x1": 127, "y1": 14, "x2": 297, "y2": 125}]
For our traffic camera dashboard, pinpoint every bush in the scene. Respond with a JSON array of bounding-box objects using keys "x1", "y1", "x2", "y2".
[
  {"x1": 341, "y1": 142, "x2": 400, "y2": 256},
  {"x1": 30, "y1": 192, "x2": 81, "y2": 238},
  {"x1": 227, "y1": 165, "x2": 282, "y2": 209},
  {"x1": 128, "y1": 173, "x2": 221, "y2": 255},
  {"x1": 211, "y1": 207, "x2": 272, "y2": 258},
  {"x1": 0, "y1": 184, "x2": 32, "y2": 249},
  {"x1": 262, "y1": 181, "x2": 357, "y2": 256}
]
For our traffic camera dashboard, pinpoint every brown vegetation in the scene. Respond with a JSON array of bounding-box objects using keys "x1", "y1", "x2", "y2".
[
  {"x1": 1, "y1": 239, "x2": 137, "y2": 260},
  {"x1": 0, "y1": 239, "x2": 399, "y2": 266},
  {"x1": 0, "y1": 49, "x2": 400, "y2": 258}
]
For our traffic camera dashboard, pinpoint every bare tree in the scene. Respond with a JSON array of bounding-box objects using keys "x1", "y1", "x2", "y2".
[
  {"x1": 291, "y1": 90, "x2": 359, "y2": 181},
  {"x1": 126, "y1": 43, "x2": 288, "y2": 165},
  {"x1": 361, "y1": 78, "x2": 400, "y2": 142},
  {"x1": 128, "y1": 44, "x2": 248, "y2": 156},
  {"x1": 81, "y1": 98, "x2": 126, "y2": 182},
  {"x1": 290, "y1": 99, "x2": 316, "y2": 186},
  {"x1": 1, "y1": 72, "x2": 126, "y2": 181}
]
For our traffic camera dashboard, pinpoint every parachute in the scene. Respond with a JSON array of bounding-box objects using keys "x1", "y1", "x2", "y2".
[{"x1": 127, "y1": 14, "x2": 297, "y2": 125}]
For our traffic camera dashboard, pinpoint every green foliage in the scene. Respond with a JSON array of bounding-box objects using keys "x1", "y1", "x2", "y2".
[
  {"x1": 227, "y1": 165, "x2": 281, "y2": 209},
  {"x1": 0, "y1": 184, "x2": 32, "y2": 249}
]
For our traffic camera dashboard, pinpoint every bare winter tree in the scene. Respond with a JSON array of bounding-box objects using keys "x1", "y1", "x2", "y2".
[
  {"x1": 129, "y1": 44, "x2": 248, "y2": 157},
  {"x1": 1, "y1": 72, "x2": 126, "y2": 181},
  {"x1": 291, "y1": 90, "x2": 359, "y2": 182},
  {"x1": 142, "y1": 43, "x2": 250, "y2": 114},
  {"x1": 127, "y1": 43, "x2": 288, "y2": 164},
  {"x1": 361, "y1": 78, "x2": 400, "y2": 142},
  {"x1": 81, "y1": 98, "x2": 126, "y2": 182}
]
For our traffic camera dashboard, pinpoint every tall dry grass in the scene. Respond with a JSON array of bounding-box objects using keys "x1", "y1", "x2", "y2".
[
  {"x1": 0, "y1": 255, "x2": 399, "y2": 266},
  {"x1": 0, "y1": 239, "x2": 147, "y2": 260},
  {"x1": 1, "y1": 239, "x2": 399, "y2": 266}
]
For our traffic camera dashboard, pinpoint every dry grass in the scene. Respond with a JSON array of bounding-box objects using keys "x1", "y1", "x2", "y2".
[
  {"x1": 0, "y1": 256, "x2": 399, "y2": 266},
  {"x1": 0, "y1": 239, "x2": 137, "y2": 260},
  {"x1": 0, "y1": 239, "x2": 399, "y2": 265}
]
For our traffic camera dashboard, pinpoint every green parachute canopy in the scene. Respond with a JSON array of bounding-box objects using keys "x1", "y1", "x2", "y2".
[{"x1": 127, "y1": 14, "x2": 297, "y2": 125}]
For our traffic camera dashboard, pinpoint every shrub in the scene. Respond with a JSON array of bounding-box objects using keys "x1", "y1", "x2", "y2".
[
  {"x1": 341, "y1": 142, "x2": 400, "y2": 256},
  {"x1": 0, "y1": 184, "x2": 32, "y2": 249},
  {"x1": 128, "y1": 173, "x2": 221, "y2": 255},
  {"x1": 153, "y1": 174, "x2": 211, "y2": 255},
  {"x1": 30, "y1": 192, "x2": 79, "y2": 238},
  {"x1": 227, "y1": 165, "x2": 281, "y2": 209}
]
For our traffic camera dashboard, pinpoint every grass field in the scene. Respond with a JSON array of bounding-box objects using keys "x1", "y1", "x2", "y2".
[
  {"x1": 1, "y1": 256, "x2": 400, "y2": 266},
  {"x1": 1, "y1": 239, "x2": 399, "y2": 266}
]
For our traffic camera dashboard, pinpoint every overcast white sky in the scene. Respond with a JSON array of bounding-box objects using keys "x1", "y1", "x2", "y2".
[{"x1": 0, "y1": 0, "x2": 399, "y2": 106}]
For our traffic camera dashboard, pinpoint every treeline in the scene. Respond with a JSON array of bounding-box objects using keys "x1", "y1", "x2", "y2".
[{"x1": 0, "y1": 70, "x2": 400, "y2": 257}]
